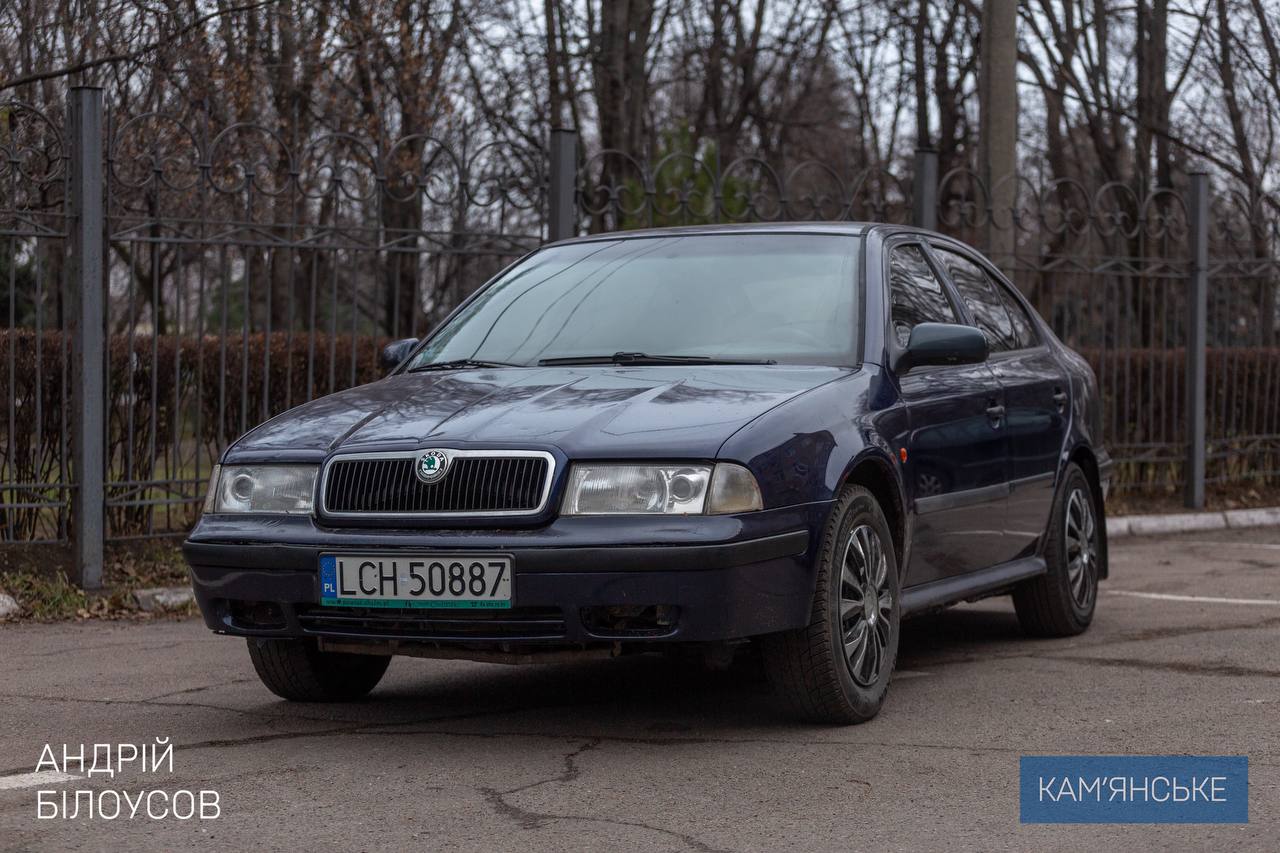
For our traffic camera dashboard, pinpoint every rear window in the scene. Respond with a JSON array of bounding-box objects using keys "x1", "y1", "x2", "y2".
[
  {"x1": 994, "y1": 281, "x2": 1039, "y2": 349},
  {"x1": 935, "y1": 248, "x2": 1018, "y2": 352}
]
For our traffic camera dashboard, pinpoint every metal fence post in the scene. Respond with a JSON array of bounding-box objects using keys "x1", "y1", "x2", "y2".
[
  {"x1": 912, "y1": 148, "x2": 938, "y2": 231},
  {"x1": 547, "y1": 128, "x2": 578, "y2": 242},
  {"x1": 67, "y1": 86, "x2": 106, "y2": 588},
  {"x1": 1185, "y1": 172, "x2": 1209, "y2": 509}
]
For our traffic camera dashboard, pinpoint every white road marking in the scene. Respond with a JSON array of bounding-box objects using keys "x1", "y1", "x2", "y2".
[
  {"x1": 1106, "y1": 590, "x2": 1280, "y2": 607},
  {"x1": 0, "y1": 771, "x2": 81, "y2": 791}
]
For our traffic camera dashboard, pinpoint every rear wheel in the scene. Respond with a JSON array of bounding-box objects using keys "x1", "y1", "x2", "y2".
[
  {"x1": 1013, "y1": 463, "x2": 1101, "y2": 637},
  {"x1": 246, "y1": 638, "x2": 390, "y2": 702},
  {"x1": 761, "y1": 486, "x2": 900, "y2": 724}
]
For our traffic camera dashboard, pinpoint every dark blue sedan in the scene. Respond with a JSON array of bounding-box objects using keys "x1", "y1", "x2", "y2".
[{"x1": 184, "y1": 223, "x2": 1111, "y2": 723}]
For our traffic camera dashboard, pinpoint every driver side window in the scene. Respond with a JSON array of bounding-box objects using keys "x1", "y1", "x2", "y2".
[{"x1": 888, "y1": 244, "x2": 957, "y2": 347}]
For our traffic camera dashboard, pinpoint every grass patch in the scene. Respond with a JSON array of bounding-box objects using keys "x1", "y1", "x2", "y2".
[
  {"x1": 0, "y1": 541, "x2": 195, "y2": 622},
  {"x1": 0, "y1": 571, "x2": 89, "y2": 621},
  {"x1": 103, "y1": 540, "x2": 192, "y2": 591},
  {"x1": 1108, "y1": 483, "x2": 1280, "y2": 516}
]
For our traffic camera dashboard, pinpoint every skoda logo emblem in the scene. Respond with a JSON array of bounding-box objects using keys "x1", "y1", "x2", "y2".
[{"x1": 416, "y1": 449, "x2": 449, "y2": 484}]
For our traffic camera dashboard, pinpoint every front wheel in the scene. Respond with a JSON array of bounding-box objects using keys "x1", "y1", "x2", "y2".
[
  {"x1": 761, "y1": 486, "x2": 901, "y2": 724},
  {"x1": 246, "y1": 638, "x2": 390, "y2": 702},
  {"x1": 1013, "y1": 462, "x2": 1102, "y2": 637}
]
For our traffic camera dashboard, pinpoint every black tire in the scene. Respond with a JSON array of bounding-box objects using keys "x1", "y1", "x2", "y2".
[
  {"x1": 1013, "y1": 462, "x2": 1102, "y2": 637},
  {"x1": 246, "y1": 638, "x2": 390, "y2": 702},
  {"x1": 761, "y1": 486, "x2": 901, "y2": 724}
]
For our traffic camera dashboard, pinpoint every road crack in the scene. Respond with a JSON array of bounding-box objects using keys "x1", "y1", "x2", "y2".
[
  {"x1": 479, "y1": 788, "x2": 731, "y2": 853},
  {"x1": 502, "y1": 737, "x2": 601, "y2": 795},
  {"x1": 471, "y1": 737, "x2": 732, "y2": 851}
]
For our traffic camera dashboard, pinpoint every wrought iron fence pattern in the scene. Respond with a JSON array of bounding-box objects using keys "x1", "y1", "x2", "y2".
[
  {"x1": 0, "y1": 99, "x2": 72, "y2": 544},
  {"x1": 0, "y1": 92, "x2": 1277, "y2": 565},
  {"x1": 98, "y1": 110, "x2": 545, "y2": 540},
  {"x1": 579, "y1": 149, "x2": 913, "y2": 229}
]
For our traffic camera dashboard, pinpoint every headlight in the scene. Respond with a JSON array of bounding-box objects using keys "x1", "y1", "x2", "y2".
[
  {"x1": 562, "y1": 463, "x2": 762, "y2": 515},
  {"x1": 204, "y1": 464, "x2": 318, "y2": 514}
]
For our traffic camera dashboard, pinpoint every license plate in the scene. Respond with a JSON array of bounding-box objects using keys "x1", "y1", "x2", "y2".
[{"x1": 319, "y1": 554, "x2": 512, "y2": 609}]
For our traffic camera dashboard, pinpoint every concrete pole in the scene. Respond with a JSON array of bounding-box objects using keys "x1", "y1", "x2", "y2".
[
  {"x1": 1185, "y1": 173, "x2": 1209, "y2": 509},
  {"x1": 979, "y1": 0, "x2": 1018, "y2": 272},
  {"x1": 547, "y1": 128, "x2": 578, "y2": 243},
  {"x1": 913, "y1": 148, "x2": 939, "y2": 232},
  {"x1": 68, "y1": 87, "x2": 106, "y2": 589}
]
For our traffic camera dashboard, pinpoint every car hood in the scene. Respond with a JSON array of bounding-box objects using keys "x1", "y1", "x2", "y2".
[{"x1": 225, "y1": 365, "x2": 850, "y2": 462}]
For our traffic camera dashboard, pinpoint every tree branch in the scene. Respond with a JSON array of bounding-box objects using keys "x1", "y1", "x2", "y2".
[{"x1": 0, "y1": 0, "x2": 278, "y2": 92}]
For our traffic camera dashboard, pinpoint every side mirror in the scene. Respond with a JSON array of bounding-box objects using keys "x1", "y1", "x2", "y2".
[
  {"x1": 894, "y1": 323, "x2": 988, "y2": 373},
  {"x1": 380, "y1": 338, "x2": 420, "y2": 372}
]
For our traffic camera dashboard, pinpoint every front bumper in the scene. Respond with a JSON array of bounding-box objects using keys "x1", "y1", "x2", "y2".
[{"x1": 183, "y1": 506, "x2": 825, "y2": 645}]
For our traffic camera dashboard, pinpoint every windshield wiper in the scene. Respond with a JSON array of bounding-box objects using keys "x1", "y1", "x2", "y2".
[
  {"x1": 408, "y1": 358, "x2": 520, "y2": 372},
  {"x1": 538, "y1": 351, "x2": 776, "y2": 366}
]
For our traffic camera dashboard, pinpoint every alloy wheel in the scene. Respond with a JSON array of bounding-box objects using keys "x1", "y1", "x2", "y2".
[
  {"x1": 838, "y1": 523, "x2": 894, "y2": 687},
  {"x1": 1064, "y1": 488, "x2": 1098, "y2": 610}
]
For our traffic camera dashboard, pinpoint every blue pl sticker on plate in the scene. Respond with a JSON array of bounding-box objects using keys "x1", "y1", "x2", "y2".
[
  {"x1": 319, "y1": 555, "x2": 337, "y2": 600},
  {"x1": 1020, "y1": 755, "x2": 1248, "y2": 823}
]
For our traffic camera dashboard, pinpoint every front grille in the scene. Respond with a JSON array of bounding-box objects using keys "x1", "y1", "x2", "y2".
[
  {"x1": 296, "y1": 605, "x2": 566, "y2": 641},
  {"x1": 322, "y1": 452, "x2": 552, "y2": 515}
]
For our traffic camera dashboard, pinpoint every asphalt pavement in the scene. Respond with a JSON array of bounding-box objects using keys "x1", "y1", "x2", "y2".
[{"x1": 2, "y1": 527, "x2": 1277, "y2": 852}]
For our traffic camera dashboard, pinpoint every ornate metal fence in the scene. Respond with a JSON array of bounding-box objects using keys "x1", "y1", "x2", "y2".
[
  {"x1": 2, "y1": 93, "x2": 1277, "y2": 584},
  {"x1": 576, "y1": 148, "x2": 913, "y2": 230},
  {"x1": 2, "y1": 88, "x2": 546, "y2": 579},
  {"x1": 0, "y1": 100, "x2": 71, "y2": 545},
  {"x1": 100, "y1": 108, "x2": 544, "y2": 543},
  {"x1": 1204, "y1": 191, "x2": 1280, "y2": 489},
  {"x1": 936, "y1": 170, "x2": 1198, "y2": 495}
]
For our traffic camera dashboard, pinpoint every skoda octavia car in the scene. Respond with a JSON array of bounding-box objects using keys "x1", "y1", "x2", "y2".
[{"x1": 184, "y1": 223, "x2": 1111, "y2": 724}]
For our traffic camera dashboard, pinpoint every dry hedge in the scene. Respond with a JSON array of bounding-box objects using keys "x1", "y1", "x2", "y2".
[{"x1": 0, "y1": 330, "x2": 1276, "y2": 536}]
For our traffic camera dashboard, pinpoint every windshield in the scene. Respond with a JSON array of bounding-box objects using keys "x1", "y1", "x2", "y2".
[{"x1": 408, "y1": 233, "x2": 861, "y2": 369}]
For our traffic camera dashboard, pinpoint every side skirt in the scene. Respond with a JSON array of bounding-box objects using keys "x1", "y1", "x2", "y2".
[{"x1": 900, "y1": 556, "x2": 1046, "y2": 617}]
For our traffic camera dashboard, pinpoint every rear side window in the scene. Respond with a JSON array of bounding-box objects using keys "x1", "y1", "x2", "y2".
[
  {"x1": 994, "y1": 281, "x2": 1039, "y2": 349},
  {"x1": 935, "y1": 248, "x2": 1017, "y2": 352},
  {"x1": 888, "y1": 244, "x2": 956, "y2": 347}
]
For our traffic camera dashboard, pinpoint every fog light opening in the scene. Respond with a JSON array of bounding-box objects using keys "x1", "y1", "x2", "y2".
[
  {"x1": 230, "y1": 600, "x2": 287, "y2": 629},
  {"x1": 580, "y1": 604, "x2": 679, "y2": 637}
]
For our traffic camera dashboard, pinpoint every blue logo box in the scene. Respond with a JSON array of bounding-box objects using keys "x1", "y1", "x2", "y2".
[
  {"x1": 319, "y1": 554, "x2": 338, "y2": 599},
  {"x1": 1020, "y1": 755, "x2": 1248, "y2": 824}
]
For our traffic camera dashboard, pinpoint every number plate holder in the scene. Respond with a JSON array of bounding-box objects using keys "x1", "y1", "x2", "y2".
[{"x1": 319, "y1": 553, "x2": 513, "y2": 609}]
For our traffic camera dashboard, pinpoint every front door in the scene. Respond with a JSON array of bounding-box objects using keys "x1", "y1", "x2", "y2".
[
  {"x1": 885, "y1": 242, "x2": 1012, "y2": 587},
  {"x1": 899, "y1": 363, "x2": 1013, "y2": 585}
]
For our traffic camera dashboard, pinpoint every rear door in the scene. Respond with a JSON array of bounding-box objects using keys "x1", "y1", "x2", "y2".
[
  {"x1": 886, "y1": 241, "x2": 1012, "y2": 587},
  {"x1": 930, "y1": 244, "x2": 1070, "y2": 557}
]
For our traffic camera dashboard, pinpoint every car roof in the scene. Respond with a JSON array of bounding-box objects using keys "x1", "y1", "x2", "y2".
[{"x1": 544, "y1": 221, "x2": 890, "y2": 247}]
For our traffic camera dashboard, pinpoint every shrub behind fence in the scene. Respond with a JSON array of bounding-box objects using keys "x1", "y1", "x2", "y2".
[
  {"x1": 3, "y1": 330, "x2": 1277, "y2": 540},
  {"x1": 0, "y1": 330, "x2": 389, "y2": 540}
]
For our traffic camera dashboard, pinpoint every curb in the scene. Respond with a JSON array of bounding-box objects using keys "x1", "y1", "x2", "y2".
[
  {"x1": 1108, "y1": 506, "x2": 1280, "y2": 539},
  {"x1": 132, "y1": 586, "x2": 195, "y2": 612}
]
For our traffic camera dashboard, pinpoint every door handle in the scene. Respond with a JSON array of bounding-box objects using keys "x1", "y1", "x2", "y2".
[
  {"x1": 986, "y1": 403, "x2": 1006, "y2": 424},
  {"x1": 1052, "y1": 388, "x2": 1068, "y2": 413}
]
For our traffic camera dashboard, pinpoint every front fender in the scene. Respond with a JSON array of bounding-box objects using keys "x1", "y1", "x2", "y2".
[{"x1": 716, "y1": 366, "x2": 907, "y2": 512}]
